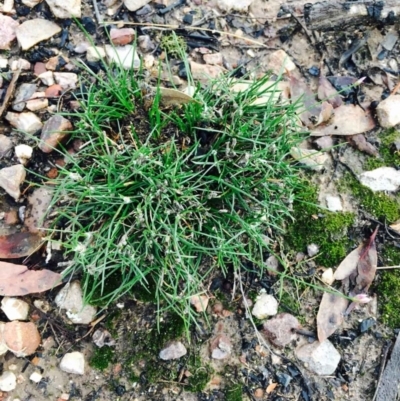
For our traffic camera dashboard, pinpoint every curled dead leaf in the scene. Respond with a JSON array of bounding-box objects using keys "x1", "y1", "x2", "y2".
[
  {"x1": 317, "y1": 292, "x2": 348, "y2": 342},
  {"x1": 334, "y1": 245, "x2": 362, "y2": 281},
  {"x1": 0, "y1": 232, "x2": 43, "y2": 258}
]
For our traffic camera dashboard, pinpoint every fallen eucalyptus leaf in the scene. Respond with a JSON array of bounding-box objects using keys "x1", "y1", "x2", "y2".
[
  {"x1": 0, "y1": 261, "x2": 62, "y2": 296},
  {"x1": 334, "y1": 245, "x2": 362, "y2": 281},
  {"x1": 0, "y1": 232, "x2": 43, "y2": 258}
]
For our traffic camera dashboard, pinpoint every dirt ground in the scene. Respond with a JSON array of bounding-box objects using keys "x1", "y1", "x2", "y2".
[{"x1": 1, "y1": 0, "x2": 400, "y2": 400}]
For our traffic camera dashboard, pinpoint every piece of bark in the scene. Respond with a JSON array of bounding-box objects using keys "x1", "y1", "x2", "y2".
[
  {"x1": 375, "y1": 333, "x2": 400, "y2": 401},
  {"x1": 304, "y1": 0, "x2": 400, "y2": 31}
]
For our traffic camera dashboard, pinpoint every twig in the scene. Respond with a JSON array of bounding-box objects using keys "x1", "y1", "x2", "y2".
[
  {"x1": 102, "y1": 21, "x2": 277, "y2": 49},
  {"x1": 0, "y1": 68, "x2": 21, "y2": 117},
  {"x1": 390, "y1": 80, "x2": 400, "y2": 96},
  {"x1": 377, "y1": 265, "x2": 400, "y2": 270},
  {"x1": 92, "y1": 0, "x2": 103, "y2": 24}
]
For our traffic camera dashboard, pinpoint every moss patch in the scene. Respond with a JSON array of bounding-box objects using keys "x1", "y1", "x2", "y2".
[
  {"x1": 339, "y1": 173, "x2": 400, "y2": 223},
  {"x1": 225, "y1": 383, "x2": 243, "y2": 401},
  {"x1": 160, "y1": 34, "x2": 187, "y2": 58},
  {"x1": 90, "y1": 346, "x2": 115, "y2": 371},
  {"x1": 364, "y1": 129, "x2": 400, "y2": 171},
  {"x1": 378, "y1": 245, "x2": 400, "y2": 328},
  {"x1": 285, "y1": 181, "x2": 355, "y2": 267}
]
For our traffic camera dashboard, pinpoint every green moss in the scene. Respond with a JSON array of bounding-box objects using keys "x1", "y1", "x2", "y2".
[
  {"x1": 365, "y1": 129, "x2": 400, "y2": 171},
  {"x1": 187, "y1": 365, "x2": 213, "y2": 392},
  {"x1": 285, "y1": 181, "x2": 355, "y2": 267},
  {"x1": 160, "y1": 34, "x2": 187, "y2": 58},
  {"x1": 90, "y1": 346, "x2": 115, "y2": 371},
  {"x1": 225, "y1": 384, "x2": 243, "y2": 401},
  {"x1": 340, "y1": 173, "x2": 400, "y2": 222},
  {"x1": 377, "y1": 245, "x2": 400, "y2": 328}
]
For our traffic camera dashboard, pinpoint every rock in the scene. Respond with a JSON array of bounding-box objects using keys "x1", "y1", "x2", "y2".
[
  {"x1": 16, "y1": 19, "x2": 61, "y2": 51},
  {"x1": 24, "y1": 186, "x2": 53, "y2": 234},
  {"x1": 325, "y1": 195, "x2": 343, "y2": 212},
  {"x1": 296, "y1": 340, "x2": 341, "y2": 375},
  {"x1": 210, "y1": 334, "x2": 232, "y2": 359},
  {"x1": 262, "y1": 313, "x2": 301, "y2": 347},
  {"x1": 86, "y1": 46, "x2": 106, "y2": 62},
  {"x1": 55, "y1": 281, "x2": 97, "y2": 324},
  {"x1": 307, "y1": 243, "x2": 319, "y2": 257},
  {"x1": 5, "y1": 112, "x2": 43, "y2": 134},
  {"x1": 12, "y1": 83, "x2": 37, "y2": 112},
  {"x1": 0, "y1": 58, "x2": 8, "y2": 69},
  {"x1": 359, "y1": 167, "x2": 400, "y2": 192},
  {"x1": 2, "y1": 0, "x2": 14, "y2": 13},
  {"x1": 29, "y1": 372, "x2": 42, "y2": 383},
  {"x1": 33, "y1": 62, "x2": 47, "y2": 75},
  {"x1": 3, "y1": 321, "x2": 41, "y2": 357},
  {"x1": 39, "y1": 71, "x2": 55, "y2": 86},
  {"x1": 0, "y1": 371, "x2": 16, "y2": 392},
  {"x1": 190, "y1": 61, "x2": 225, "y2": 81},
  {"x1": 123, "y1": 0, "x2": 151, "y2": 11},
  {"x1": 265, "y1": 255, "x2": 279, "y2": 275},
  {"x1": 138, "y1": 35, "x2": 155, "y2": 53},
  {"x1": 39, "y1": 115, "x2": 72, "y2": 153},
  {"x1": 110, "y1": 28, "x2": 135, "y2": 45},
  {"x1": 143, "y1": 54, "x2": 154, "y2": 69},
  {"x1": 26, "y1": 97, "x2": 48, "y2": 111},
  {"x1": 216, "y1": 0, "x2": 254, "y2": 12},
  {"x1": 45, "y1": 0, "x2": 81, "y2": 18},
  {"x1": 290, "y1": 147, "x2": 329, "y2": 171},
  {"x1": 22, "y1": 0, "x2": 42, "y2": 6},
  {"x1": 267, "y1": 50, "x2": 296, "y2": 75},
  {"x1": 1, "y1": 297, "x2": 29, "y2": 321},
  {"x1": 46, "y1": 55, "x2": 68, "y2": 71},
  {"x1": 104, "y1": 45, "x2": 140, "y2": 70},
  {"x1": 45, "y1": 84, "x2": 63, "y2": 97},
  {"x1": 376, "y1": 95, "x2": 400, "y2": 128},
  {"x1": 60, "y1": 351, "x2": 85, "y2": 375},
  {"x1": 252, "y1": 293, "x2": 278, "y2": 319},
  {"x1": 0, "y1": 135, "x2": 13, "y2": 159},
  {"x1": 54, "y1": 72, "x2": 78, "y2": 90},
  {"x1": 0, "y1": 14, "x2": 19, "y2": 50},
  {"x1": 321, "y1": 268, "x2": 334, "y2": 285},
  {"x1": 0, "y1": 324, "x2": 7, "y2": 356},
  {"x1": 10, "y1": 58, "x2": 31, "y2": 71},
  {"x1": 203, "y1": 53, "x2": 223, "y2": 66},
  {"x1": 159, "y1": 341, "x2": 187, "y2": 360},
  {"x1": 0, "y1": 164, "x2": 26, "y2": 200},
  {"x1": 92, "y1": 329, "x2": 116, "y2": 348}
]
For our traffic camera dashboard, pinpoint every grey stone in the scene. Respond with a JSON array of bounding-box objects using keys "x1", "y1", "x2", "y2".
[
  {"x1": 5, "y1": 111, "x2": 43, "y2": 134},
  {"x1": 376, "y1": 95, "x2": 400, "y2": 128},
  {"x1": 159, "y1": 341, "x2": 187, "y2": 360},
  {"x1": 104, "y1": 45, "x2": 140, "y2": 70},
  {"x1": 325, "y1": 195, "x2": 343, "y2": 212},
  {"x1": 60, "y1": 352, "x2": 85, "y2": 375},
  {"x1": 12, "y1": 83, "x2": 37, "y2": 112},
  {"x1": 290, "y1": 147, "x2": 329, "y2": 171},
  {"x1": 296, "y1": 340, "x2": 341, "y2": 375},
  {"x1": 16, "y1": 19, "x2": 61, "y2": 50},
  {"x1": 123, "y1": 0, "x2": 151, "y2": 12},
  {"x1": 55, "y1": 281, "x2": 97, "y2": 324},
  {"x1": 45, "y1": 0, "x2": 81, "y2": 18},
  {"x1": 359, "y1": 167, "x2": 400, "y2": 192},
  {"x1": 0, "y1": 135, "x2": 13, "y2": 159},
  {"x1": 0, "y1": 164, "x2": 26, "y2": 200},
  {"x1": 252, "y1": 293, "x2": 278, "y2": 319},
  {"x1": 0, "y1": 371, "x2": 16, "y2": 391},
  {"x1": 1, "y1": 297, "x2": 29, "y2": 321},
  {"x1": 138, "y1": 35, "x2": 156, "y2": 53},
  {"x1": 39, "y1": 115, "x2": 72, "y2": 153}
]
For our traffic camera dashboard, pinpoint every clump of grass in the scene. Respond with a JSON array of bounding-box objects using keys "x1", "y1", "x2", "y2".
[{"x1": 48, "y1": 38, "x2": 305, "y2": 326}]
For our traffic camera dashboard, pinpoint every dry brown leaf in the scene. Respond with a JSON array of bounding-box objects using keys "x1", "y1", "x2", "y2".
[
  {"x1": 190, "y1": 294, "x2": 209, "y2": 312},
  {"x1": 317, "y1": 292, "x2": 349, "y2": 342},
  {"x1": 334, "y1": 245, "x2": 362, "y2": 281},
  {"x1": 315, "y1": 101, "x2": 334, "y2": 126},
  {"x1": 266, "y1": 382, "x2": 278, "y2": 394},
  {"x1": 311, "y1": 104, "x2": 375, "y2": 136},
  {"x1": 0, "y1": 261, "x2": 62, "y2": 296},
  {"x1": 317, "y1": 75, "x2": 343, "y2": 108},
  {"x1": 355, "y1": 226, "x2": 378, "y2": 293},
  {"x1": 0, "y1": 232, "x2": 43, "y2": 258},
  {"x1": 154, "y1": 87, "x2": 197, "y2": 107},
  {"x1": 289, "y1": 75, "x2": 321, "y2": 128},
  {"x1": 346, "y1": 134, "x2": 378, "y2": 156}
]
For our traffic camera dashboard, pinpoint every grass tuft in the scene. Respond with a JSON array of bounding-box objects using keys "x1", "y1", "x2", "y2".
[{"x1": 47, "y1": 40, "x2": 306, "y2": 326}]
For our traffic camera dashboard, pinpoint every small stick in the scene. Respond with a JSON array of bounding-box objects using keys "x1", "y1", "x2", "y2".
[
  {"x1": 102, "y1": 21, "x2": 277, "y2": 49},
  {"x1": 0, "y1": 69, "x2": 21, "y2": 117},
  {"x1": 92, "y1": 0, "x2": 103, "y2": 24},
  {"x1": 377, "y1": 265, "x2": 400, "y2": 270},
  {"x1": 391, "y1": 80, "x2": 400, "y2": 96}
]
